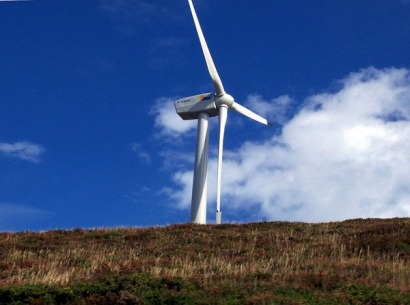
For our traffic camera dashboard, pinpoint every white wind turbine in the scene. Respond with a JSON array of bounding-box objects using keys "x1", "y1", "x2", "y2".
[{"x1": 174, "y1": 0, "x2": 272, "y2": 224}]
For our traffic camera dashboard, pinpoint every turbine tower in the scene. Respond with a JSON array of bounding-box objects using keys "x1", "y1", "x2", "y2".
[{"x1": 174, "y1": 0, "x2": 272, "y2": 224}]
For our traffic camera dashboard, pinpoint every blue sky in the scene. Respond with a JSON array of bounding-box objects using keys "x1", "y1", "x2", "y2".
[{"x1": 1, "y1": 0, "x2": 410, "y2": 231}]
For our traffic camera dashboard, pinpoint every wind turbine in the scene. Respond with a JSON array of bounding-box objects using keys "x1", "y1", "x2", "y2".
[{"x1": 174, "y1": 0, "x2": 272, "y2": 224}]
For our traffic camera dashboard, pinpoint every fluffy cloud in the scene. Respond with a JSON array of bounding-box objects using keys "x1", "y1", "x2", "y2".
[
  {"x1": 157, "y1": 67, "x2": 410, "y2": 222},
  {"x1": 0, "y1": 141, "x2": 45, "y2": 163},
  {"x1": 151, "y1": 97, "x2": 196, "y2": 137},
  {"x1": 246, "y1": 94, "x2": 294, "y2": 125}
]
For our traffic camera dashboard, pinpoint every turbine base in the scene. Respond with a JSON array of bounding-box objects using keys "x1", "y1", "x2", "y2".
[{"x1": 216, "y1": 211, "x2": 222, "y2": 224}]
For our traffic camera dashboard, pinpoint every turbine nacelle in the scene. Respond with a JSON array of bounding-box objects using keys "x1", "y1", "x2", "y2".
[
  {"x1": 175, "y1": 93, "x2": 218, "y2": 120},
  {"x1": 175, "y1": 92, "x2": 236, "y2": 121}
]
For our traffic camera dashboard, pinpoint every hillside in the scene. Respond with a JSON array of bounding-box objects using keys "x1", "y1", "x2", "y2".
[{"x1": 0, "y1": 218, "x2": 409, "y2": 304}]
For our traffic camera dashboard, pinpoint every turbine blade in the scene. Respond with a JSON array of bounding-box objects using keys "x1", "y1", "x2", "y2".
[
  {"x1": 188, "y1": 0, "x2": 225, "y2": 96},
  {"x1": 216, "y1": 105, "x2": 228, "y2": 224},
  {"x1": 231, "y1": 102, "x2": 273, "y2": 126}
]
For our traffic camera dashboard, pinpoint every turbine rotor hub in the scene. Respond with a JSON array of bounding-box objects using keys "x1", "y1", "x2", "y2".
[{"x1": 215, "y1": 93, "x2": 234, "y2": 108}]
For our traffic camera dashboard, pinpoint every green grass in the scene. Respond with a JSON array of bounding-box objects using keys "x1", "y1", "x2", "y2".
[{"x1": 0, "y1": 218, "x2": 409, "y2": 304}]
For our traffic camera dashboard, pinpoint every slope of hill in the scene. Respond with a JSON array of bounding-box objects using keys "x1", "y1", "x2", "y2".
[{"x1": 0, "y1": 218, "x2": 409, "y2": 304}]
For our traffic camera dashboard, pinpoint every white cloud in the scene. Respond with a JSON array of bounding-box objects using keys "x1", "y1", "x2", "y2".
[
  {"x1": 160, "y1": 67, "x2": 410, "y2": 222},
  {"x1": 0, "y1": 141, "x2": 45, "y2": 163},
  {"x1": 246, "y1": 94, "x2": 294, "y2": 125},
  {"x1": 150, "y1": 97, "x2": 197, "y2": 137}
]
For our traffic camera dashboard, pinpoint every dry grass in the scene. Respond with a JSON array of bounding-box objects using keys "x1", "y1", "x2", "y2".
[{"x1": 1, "y1": 218, "x2": 409, "y2": 296}]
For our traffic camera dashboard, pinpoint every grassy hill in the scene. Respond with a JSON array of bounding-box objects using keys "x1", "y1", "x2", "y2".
[{"x1": 0, "y1": 218, "x2": 409, "y2": 304}]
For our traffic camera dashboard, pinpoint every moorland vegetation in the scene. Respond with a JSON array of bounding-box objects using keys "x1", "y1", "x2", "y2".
[{"x1": 0, "y1": 218, "x2": 409, "y2": 304}]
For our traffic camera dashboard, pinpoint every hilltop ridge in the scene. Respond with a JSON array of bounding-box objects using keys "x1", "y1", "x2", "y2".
[{"x1": 0, "y1": 218, "x2": 409, "y2": 304}]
